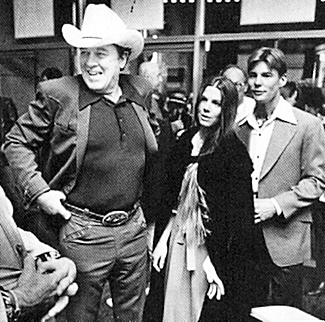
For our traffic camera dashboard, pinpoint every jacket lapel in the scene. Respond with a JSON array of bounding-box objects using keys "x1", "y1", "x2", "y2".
[
  {"x1": 131, "y1": 102, "x2": 158, "y2": 154},
  {"x1": 237, "y1": 122, "x2": 251, "y2": 149},
  {"x1": 76, "y1": 105, "x2": 91, "y2": 175},
  {"x1": 260, "y1": 119, "x2": 296, "y2": 180}
]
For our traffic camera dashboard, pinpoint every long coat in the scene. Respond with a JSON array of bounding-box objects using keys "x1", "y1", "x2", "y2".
[{"x1": 167, "y1": 127, "x2": 261, "y2": 321}]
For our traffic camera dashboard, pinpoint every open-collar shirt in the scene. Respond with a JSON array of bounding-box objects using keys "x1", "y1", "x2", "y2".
[{"x1": 240, "y1": 97, "x2": 297, "y2": 213}]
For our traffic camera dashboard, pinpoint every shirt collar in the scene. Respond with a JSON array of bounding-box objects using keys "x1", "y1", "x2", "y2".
[
  {"x1": 79, "y1": 74, "x2": 147, "y2": 110},
  {"x1": 238, "y1": 96, "x2": 297, "y2": 127}
]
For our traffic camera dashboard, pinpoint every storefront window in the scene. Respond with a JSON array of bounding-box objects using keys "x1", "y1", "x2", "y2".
[
  {"x1": 147, "y1": 2, "x2": 196, "y2": 38},
  {"x1": 205, "y1": 2, "x2": 240, "y2": 34},
  {"x1": 205, "y1": 0, "x2": 325, "y2": 34}
]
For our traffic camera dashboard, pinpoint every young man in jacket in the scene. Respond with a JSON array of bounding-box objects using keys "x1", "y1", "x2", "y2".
[{"x1": 238, "y1": 47, "x2": 325, "y2": 308}]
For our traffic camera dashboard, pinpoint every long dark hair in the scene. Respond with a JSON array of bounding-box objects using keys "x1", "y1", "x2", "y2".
[{"x1": 195, "y1": 76, "x2": 238, "y2": 155}]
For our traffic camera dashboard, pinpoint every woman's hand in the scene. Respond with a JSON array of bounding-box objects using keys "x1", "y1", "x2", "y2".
[
  {"x1": 203, "y1": 256, "x2": 225, "y2": 300},
  {"x1": 152, "y1": 241, "x2": 168, "y2": 273}
]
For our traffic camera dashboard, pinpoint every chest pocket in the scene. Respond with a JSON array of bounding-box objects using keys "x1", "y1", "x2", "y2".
[{"x1": 51, "y1": 101, "x2": 78, "y2": 151}]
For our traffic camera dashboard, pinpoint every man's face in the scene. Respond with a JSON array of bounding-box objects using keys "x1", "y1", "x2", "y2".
[
  {"x1": 248, "y1": 61, "x2": 286, "y2": 105},
  {"x1": 223, "y1": 67, "x2": 247, "y2": 105},
  {"x1": 80, "y1": 44, "x2": 127, "y2": 94}
]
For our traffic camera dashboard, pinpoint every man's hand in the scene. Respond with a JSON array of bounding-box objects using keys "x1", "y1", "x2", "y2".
[
  {"x1": 254, "y1": 198, "x2": 276, "y2": 224},
  {"x1": 13, "y1": 255, "x2": 77, "y2": 309},
  {"x1": 37, "y1": 190, "x2": 71, "y2": 220},
  {"x1": 203, "y1": 256, "x2": 225, "y2": 300},
  {"x1": 37, "y1": 257, "x2": 77, "y2": 296}
]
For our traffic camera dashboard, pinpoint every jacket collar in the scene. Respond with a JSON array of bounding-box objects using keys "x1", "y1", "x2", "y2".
[
  {"x1": 78, "y1": 74, "x2": 147, "y2": 110},
  {"x1": 238, "y1": 96, "x2": 297, "y2": 128}
]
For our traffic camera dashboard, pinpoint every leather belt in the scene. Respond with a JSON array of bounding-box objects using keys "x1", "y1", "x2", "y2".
[{"x1": 64, "y1": 201, "x2": 140, "y2": 227}]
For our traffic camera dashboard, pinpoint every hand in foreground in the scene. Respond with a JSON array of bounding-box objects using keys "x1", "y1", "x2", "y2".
[
  {"x1": 203, "y1": 256, "x2": 225, "y2": 300},
  {"x1": 37, "y1": 256, "x2": 77, "y2": 297},
  {"x1": 13, "y1": 255, "x2": 77, "y2": 309},
  {"x1": 254, "y1": 198, "x2": 276, "y2": 224},
  {"x1": 37, "y1": 190, "x2": 71, "y2": 219},
  {"x1": 152, "y1": 241, "x2": 168, "y2": 273},
  {"x1": 41, "y1": 283, "x2": 78, "y2": 322}
]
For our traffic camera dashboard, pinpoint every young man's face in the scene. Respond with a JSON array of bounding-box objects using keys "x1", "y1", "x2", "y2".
[
  {"x1": 248, "y1": 61, "x2": 287, "y2": 105},
  {"x1": 80, "y1": 44, "x2": 127, "y2": 94}
]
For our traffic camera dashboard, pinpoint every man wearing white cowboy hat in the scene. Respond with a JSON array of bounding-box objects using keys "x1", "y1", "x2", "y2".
[{"x1": 4, "y1": 4, "x2": 158, "y2": 322}]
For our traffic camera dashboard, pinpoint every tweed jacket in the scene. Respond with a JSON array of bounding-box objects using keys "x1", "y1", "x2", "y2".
[
  {"x1": 4, "y1": 74, "x2": 158, "y2": 211},
  {"x1": 238, "y1": 97, "x2": 325, "y2": 266}
]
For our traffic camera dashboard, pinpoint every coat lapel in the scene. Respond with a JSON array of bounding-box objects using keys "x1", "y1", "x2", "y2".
[
  {"x1": 76, "y1": 105, "x2": 91, "y2": 175},
  {"x1": 131, "y1": 102, "x2": 158, "y2": 154},
  {"x1": 237, "y1": 122, "x2": 251, "y2": 150},
  {"x1": 260, "y1": 119, "x2": 296, "y2": 180}
]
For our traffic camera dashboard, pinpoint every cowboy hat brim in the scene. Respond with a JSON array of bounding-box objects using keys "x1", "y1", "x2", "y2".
[{"x1": 62, "y1": 24, "x2": 144, "y2": 61}]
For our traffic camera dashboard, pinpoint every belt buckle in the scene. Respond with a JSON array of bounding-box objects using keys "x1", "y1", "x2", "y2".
[{"x1": 102, "y1": 210, "x2": 129, "y2": 227}]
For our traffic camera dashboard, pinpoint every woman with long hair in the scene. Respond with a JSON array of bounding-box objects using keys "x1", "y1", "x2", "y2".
[{"x1": 153, "y1": 76, "x2": 257, "y2": 322}]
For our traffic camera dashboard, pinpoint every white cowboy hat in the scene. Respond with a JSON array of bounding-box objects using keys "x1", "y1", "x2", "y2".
[{"x1": 62, "y1": 4, "x2": 144, "y2": 61}]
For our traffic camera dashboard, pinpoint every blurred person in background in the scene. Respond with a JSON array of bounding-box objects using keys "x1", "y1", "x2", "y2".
[
  {"x1": 280, "y1": 80, "x2": 299, "y2": 106},
  {"x1": 139, "y1": 61, "x2": 166, "y2": 121},
  {"x1": 165, "y1": 90, "x2": 193, "y2": 139},
  {"x1": 40, "y1": 67, "x2": 63, "y2": 82},
  {"x1": 221, "y1": 64, "x2": 255, "y2": 123},
  {"x1": 296, "y1": 81, "x2": 324, "y2": 116},
  {"x1": 0, "y1": 97, "x2": 17, "y2": 146}
]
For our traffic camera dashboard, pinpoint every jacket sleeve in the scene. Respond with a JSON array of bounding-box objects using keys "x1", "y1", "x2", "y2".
[
  {"x1": 4, "y1": 84, "x2": 60, "y2": 206},
  {"x1": 274, "y1": 117, "x2": 325, "y2": 219}
]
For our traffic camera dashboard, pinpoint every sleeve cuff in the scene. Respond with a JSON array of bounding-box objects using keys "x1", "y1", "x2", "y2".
[{"x1": 271, "y1": 198, "x2": 282, "y2": 216}]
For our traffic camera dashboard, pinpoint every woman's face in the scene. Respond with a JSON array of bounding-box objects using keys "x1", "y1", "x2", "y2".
[{"x1": 197, "y1": 86, "x2": 222, "y2": 128}]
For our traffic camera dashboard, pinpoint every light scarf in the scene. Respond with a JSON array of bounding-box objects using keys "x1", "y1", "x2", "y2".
[{"x1": 177, "y1": 162, "x2": 210, "y2": 271}]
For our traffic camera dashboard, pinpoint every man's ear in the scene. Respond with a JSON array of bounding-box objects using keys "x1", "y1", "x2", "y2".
[
  {"x1": 279, "y1": 73, "x2": 287, "y2": 88},
  {"x1": 119, "y1": 51, "x2": 130, "y2": 71}
]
